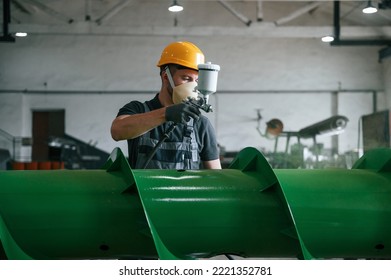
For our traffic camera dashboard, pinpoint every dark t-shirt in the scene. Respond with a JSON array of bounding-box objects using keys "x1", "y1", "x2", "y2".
[{"x1": 117, "y1": 94, "x2": 220, "y2": 168}]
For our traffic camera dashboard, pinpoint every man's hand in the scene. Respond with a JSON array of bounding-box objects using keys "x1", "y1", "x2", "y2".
[{"x1": 165, "y1": 103, "x2": 201, "y2": 124}]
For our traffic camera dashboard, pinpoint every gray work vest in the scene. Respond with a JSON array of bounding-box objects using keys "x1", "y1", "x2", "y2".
[{"x1": 135, "y1": 103, "x2": 200, "y2": 169}]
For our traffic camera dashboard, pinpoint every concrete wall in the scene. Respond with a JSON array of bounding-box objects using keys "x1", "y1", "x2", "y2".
[{"x1": 0, "y1": 35, "x2": 388, "y2": 162}]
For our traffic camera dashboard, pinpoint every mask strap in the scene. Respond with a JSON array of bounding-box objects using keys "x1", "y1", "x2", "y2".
[{"x1": 164, "y1": 66, "x2": 176, "y2": 89}]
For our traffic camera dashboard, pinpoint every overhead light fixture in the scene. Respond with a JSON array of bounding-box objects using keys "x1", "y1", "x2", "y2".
[
  {"x1": 15, "y1": 32, "x2": 28, "y2": 37},
  {"x1": 168, "y1": 0, "x2": 183, "y2": 12},
  {"x1": 321, "y1": 35, "x2": 334, "y2": 43},
  {"x1": 362, "y1": 1, "x2": 378, "y2": 14}
]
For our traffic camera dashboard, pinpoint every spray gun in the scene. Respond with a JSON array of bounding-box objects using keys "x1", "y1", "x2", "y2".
[{"x1": 184, "y1": 62, "x2": 220, "y2": 113}]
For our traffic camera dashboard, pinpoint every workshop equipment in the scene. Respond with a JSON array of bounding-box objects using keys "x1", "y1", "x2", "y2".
[
  {"x1": 298, "y1": 115, "x2": 349, "y2": 139},
  {"x1": 0, "y1": 146, "x2": 390, "y2": 260}
]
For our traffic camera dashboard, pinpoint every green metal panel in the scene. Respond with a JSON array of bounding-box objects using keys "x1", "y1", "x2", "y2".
[
  {"x1": 276, "y1": 169, "x2": 391, "y2": 259},
  {"x1": 276, "y1": 148, "x2": 391, "y2": 259},
  {"x1": 0, "y1": 154, "x2": 158, "y2": 259},
  {"x1": 125, "y1": 146, "x2": 300, "y2": 259},
  {"x1": 0, "y1": 147, "x2": 390, "y2": 260},
  {"x1": 132, "y1": 169, "x2": 299, "y2": 259}
]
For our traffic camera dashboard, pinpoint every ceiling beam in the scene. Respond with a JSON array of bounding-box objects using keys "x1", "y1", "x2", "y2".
[
  {"x1": 379, "y1": 46, "x2": 391, "y2": 61},
  {"x1": 257, "y1": 0, "x2": 263, "y2": 22},
  {"x1": 85, "y1": 0, "x2": 92, "y2": 21},
  {"x1": 218, "y1": 0, "x2": 252, "y2": 26},
  {"x1": 95, "y1": 0, "x2": 135, "y2": 25},
  {"x1": 22, "y1": 0, "x2": 74, "y2": 23},
  {"x1": 8, "y1": 22, "x2": 391, "y2": 39},
  {"x1": 11, "y1": 0, "x2": 36, "y2": 15},
  {"x1": 274, "y1": 1, "x2": 324, "y2": 26}
]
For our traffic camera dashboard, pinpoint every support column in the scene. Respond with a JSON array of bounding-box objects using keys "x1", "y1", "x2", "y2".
[
  {"x1": 383, "y1": 54, "x2": 391, "y2": 109},
  {"x1": 331, "y1": 91, "x2": 339, "y2": 156}
]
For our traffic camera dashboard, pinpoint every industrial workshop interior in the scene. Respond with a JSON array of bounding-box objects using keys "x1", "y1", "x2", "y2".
[{"x1": 1, "y1": 0, "x2": 391, "y2": 262}]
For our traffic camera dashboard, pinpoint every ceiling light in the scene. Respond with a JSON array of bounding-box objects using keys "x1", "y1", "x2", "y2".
[
  {"x1": 15, "y1": 32, "x2": 28, "y2": 37},
  {"x1": 362, "y1": 1, "x2": 378, "y2": 14},
  {"x1": 321, "y1": 35, "x2": 334, "y2": 43},
  {"x1": 168, "y1": 0, "x2": 183, "y2": 12}
]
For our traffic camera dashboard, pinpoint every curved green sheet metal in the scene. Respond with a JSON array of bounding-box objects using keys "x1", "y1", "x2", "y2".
[
  {"x1": 0, "y1": 147, "x2": 390, "y2": 259},
  {"x1": 276, "y1": 148, "x2": 391, "y2": 259},
  {"x1": 0, "y1": 152, "x2": 157, "y2": 259}
]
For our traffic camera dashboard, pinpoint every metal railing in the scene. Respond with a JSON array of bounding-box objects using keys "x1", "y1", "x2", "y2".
[{"x1": 0, "y1": 129, "x2": 31, "y2": 162}]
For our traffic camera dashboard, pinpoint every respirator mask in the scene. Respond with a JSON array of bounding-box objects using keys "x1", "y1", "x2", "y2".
[
  {"x1": 165, "y1": 66, "x2": 199, "y2": 104},
  {"x1": 172, "y1": 82, "x2": 198, "y2": 104}
]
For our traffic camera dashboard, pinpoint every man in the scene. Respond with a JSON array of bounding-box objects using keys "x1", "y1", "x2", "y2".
[{"x1": 111, "y1": 41, "x2": 221, "y2": 169}]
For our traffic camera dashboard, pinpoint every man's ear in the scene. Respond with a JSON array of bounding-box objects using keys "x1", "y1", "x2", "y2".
[{"x1": 161, "y1": 71, "x2": 170, "y2": 85}]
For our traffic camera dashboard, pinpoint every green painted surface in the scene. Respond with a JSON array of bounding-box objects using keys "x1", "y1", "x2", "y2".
[
  {"x1": 0, "y1": 147, "x2": 390, "y2": 259},
  {"x1": 0, "y1": 152, "x2": 158, "y2": 259}
]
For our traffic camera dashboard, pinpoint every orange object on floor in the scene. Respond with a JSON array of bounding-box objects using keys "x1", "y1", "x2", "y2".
[
  {"x1": 25, "y1": 162, "x2": 38, "y2": 170},
  {"x1": 12, "y1": 162, "x2": 25, "y2": 170},
  {"x1": 38, "y1": 161, "x2": 52, "y2": 170},
  {"x1": 51, "y1": 162, "x2": 65, "y2": 169}
]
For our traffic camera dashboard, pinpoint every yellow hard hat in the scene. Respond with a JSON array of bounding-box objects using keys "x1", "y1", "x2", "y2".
[{"x1": 157, "y1": 41, "x2": 205, "y2": 70}]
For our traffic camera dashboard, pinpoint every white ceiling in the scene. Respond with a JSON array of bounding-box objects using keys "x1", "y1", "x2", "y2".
[{"x1": 4, "y1": 0, "x2": 391, "y2": 39}]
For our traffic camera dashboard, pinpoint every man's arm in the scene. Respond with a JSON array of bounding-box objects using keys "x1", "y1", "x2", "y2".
[
  {"x1": 111, "y1": 108, "x2": 166, "y2": 141},
  {"x1": 111, "y1": 103, "x2": 201, "y2": 141}
]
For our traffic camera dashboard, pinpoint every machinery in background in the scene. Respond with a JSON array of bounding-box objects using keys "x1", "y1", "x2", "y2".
[
  {"x1": 0, "y1": 146, "x2": 391, "y2": 260},
  {"x1": 48, "y1": 134, "x2": 110, "y2": 169},
  {"x1": 256, "y1": 113, "x2": 349, "y2": 169},
  {"x1": 0, "y1": 149, "x2": 11, "y2": 170},
  {"x1": 362, "y1": 110, "x2": 391, "y2": 153},
  {"x1": 0, "y1": 128, "x2": 110, "y2": 170}
]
